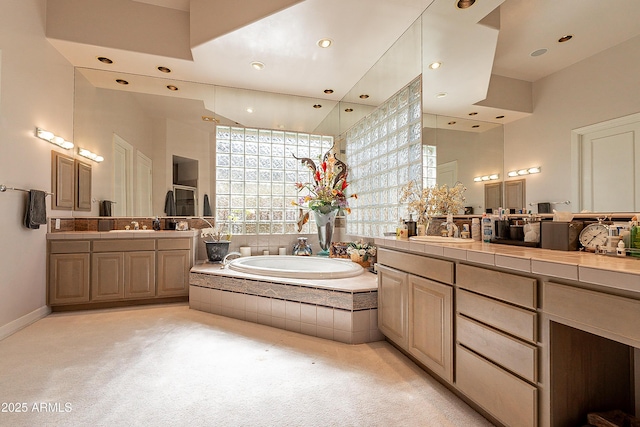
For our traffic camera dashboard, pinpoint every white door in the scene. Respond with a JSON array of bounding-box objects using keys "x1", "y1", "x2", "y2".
[
  {"x1": 575, "y1": 118, "x2": 640, "y2": 212},
  {"x1": 437, "y1": 160, "x2": 458, "y2": 188},
  {"x1": 113, "y1": 134, "x2": 134, "y2": 216},
  {"x1": 136, "y1": 152, "x2": 153, "y2": 216}
]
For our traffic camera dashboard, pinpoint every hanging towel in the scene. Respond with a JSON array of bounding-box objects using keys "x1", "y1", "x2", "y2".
[
  {"x1": 24, "y1": 189, "x2": 47, "y2": 229},
  {"x1": 164, "y1": 190, "x2": 176, "y2": 216},
  {"x1": 203, "y1": 194, "x2": 212, "y2": 217},
  {"x1": 100, "y1": 200, "x2": 113, "y2": 217}
]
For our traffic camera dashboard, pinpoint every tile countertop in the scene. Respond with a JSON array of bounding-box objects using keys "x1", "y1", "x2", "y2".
[
  {"x1": 375, "y1": 237, "x2": 640, "y2": 294},
  {"x1": 46, "y1": 230, "x2": 199, "y2": 240}
]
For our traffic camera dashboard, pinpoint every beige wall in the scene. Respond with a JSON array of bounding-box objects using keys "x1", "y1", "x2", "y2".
[
  {"x1": 0, "y1": 0, "x2": 74, "y2": 336},
  {"x1": 504, "y1": 35, "x2": 640, "y2": 211}
]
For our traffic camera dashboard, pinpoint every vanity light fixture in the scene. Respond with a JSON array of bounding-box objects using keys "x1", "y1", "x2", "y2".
[
  {"x1": 250, "y1": 61, "x2": 265, "y2": 70},
  {"x1": 317, "y1": 38, "x2": 333, "y2": 48},
  {"x1": 166, "y1": 85, "x2": 179, "y2": 91},
  {"x1": 428, "y1": 61, "x2": 442, "y2": 70},
  {"x1": 474, "y1": 173, "x2": 500, "y2": 182},
  {"x1": 508, "y1": 166, "x2": 541, "y2": 177},
  {"x1": 35, "y1": 127, "x2": 74, "y2": 150},
  {"x1": 78, "y1": 147, "x2": 104, "y2": 163}
]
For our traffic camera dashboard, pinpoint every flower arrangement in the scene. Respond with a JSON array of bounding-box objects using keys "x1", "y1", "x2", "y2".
[
  {"x1": 399, "y1": 181, "x2": 467, "y2": 225},
  {"x1": 200, "y1": 218, "x2": 231, "y2": 242},
  {"x1": 346, "y1": 240, "x2": 377, "y2": 261},
  {"x1": 292, "y1": 146, "x2": 357, "y2": 230}
]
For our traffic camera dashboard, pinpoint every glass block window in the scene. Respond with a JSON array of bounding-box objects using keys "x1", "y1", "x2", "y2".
[
  {"x1": 423, "y1": 145, "x2": 437, "y2": 189},
  {"x1": 215, "y1": 126, "x2": 333, "y2": 234},
  {"x1": 346, "y1": 76, "x2": 422, "y2": 237}
]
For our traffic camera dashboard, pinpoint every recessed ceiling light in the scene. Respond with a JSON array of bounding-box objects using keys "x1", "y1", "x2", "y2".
[
  {"x1": 246, "y1": 108, "x2": 253, "y2": 113},
  {"x1": 317, "y1": 38, "x2": 333, "y2": 48},
  {"x1": 472, "y1": 125, "x2": 480, "y2": 128},
  {"x1": 250, "y1": 61, "x2": 265, "y2": 70},
  {"x1": 428, "y1": 62, "x2": 442, "y2": 70},
  {"x1": 157, "y1": 66, "x2": 171, "y2": 73},
  {"x1": 359, "y1": 94, "x2": 369, "y2": 99},
  {"x1": 97, "y1": 56, "x2": 113, "y2": 64},
  {"x1": 324, "y1": 89, "x2": 334, "y2": 94},
  {"x1": 456, "y1": 0, "x2": 475, "y2": 9},
  {"x1": 344, "y1": 108, "x2": 353, "y2": 112},
  {"x1": 558, "y1": 34, "x2": 573, "y2": 43},
  {"x1": 116, "y1": 79, "x2": 129, "y2": 85},
  {"x1": 495, "y1": 115, "x2": 505, "y2": 119},
  {"x1": 313, "y1": 104, "x2": 322, "y2": 109},
  {"x1": 468, "y1": 112, "x2": 478, "y2": 116},
  {"x1": 530, "y1": 48, "x2": 548, "y2": 57},
  {"x1": 167, "y1": 85, "x2": 178, "y2": 91},
  {"x1": 448, "y1": 121, "x2": 456, "y2": 125},
  {"x1": 436, "y1": 92, "x2": 447, "y2": 99}
]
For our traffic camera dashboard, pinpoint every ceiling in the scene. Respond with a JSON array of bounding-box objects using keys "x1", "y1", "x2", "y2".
[{"x1": 47, "y1": 0, "x2": 640, "y2": 129}]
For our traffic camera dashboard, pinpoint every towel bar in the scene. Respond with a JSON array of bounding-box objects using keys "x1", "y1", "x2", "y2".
[{"x1": 0, "y1": 184, "x2": 54, "y2": 196}]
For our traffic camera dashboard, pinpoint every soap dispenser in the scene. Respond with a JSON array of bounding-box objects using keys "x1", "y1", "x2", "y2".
[{"x1": 153, "y1": 217, "x2": 161, "y2": 231}]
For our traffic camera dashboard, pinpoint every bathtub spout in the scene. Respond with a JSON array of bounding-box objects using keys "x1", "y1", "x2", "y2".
[{"x1": 221, "y1": 251, "x2": 242, "y2": 268}]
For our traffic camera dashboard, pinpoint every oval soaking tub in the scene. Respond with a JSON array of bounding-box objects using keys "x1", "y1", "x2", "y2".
[{"x1": 228, "y1": 255, "x2": 363, "y2": 279}]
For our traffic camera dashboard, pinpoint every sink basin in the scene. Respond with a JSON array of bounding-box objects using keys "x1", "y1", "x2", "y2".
[
  {"x1": 409, "y1": 236, "x2": 475, "y2": 244},
  {"x1": 108, "y1": 229, "x2": 155, "y2": 232}
]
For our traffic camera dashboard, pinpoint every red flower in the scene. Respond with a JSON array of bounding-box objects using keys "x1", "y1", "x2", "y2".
[
  {"x1": 321, "y1": 162, "x2": 327, "y2": 172},
  {"x1": 341, "y1": 180, "x2": 348, "y2": 190},
  {"x1": 314, "y1": 170, "x2": 321, "y2": 182}
]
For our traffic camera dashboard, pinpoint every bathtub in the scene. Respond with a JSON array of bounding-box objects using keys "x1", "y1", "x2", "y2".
[{"x1": 227, "y1": 255, "x2": 363, "y2": 279}]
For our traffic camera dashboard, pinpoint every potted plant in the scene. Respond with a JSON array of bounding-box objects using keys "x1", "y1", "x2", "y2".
[{"x1": 201, "y1": 219, "x2": 231, "y2": 263}]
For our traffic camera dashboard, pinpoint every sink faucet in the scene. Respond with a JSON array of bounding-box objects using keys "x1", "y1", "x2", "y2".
[
  {"x1": 443, "y1": 215, "x2": 459, "y2": 238},
  {"x1": 131, "y1": 221, "x2": 139, "y2": 230}
]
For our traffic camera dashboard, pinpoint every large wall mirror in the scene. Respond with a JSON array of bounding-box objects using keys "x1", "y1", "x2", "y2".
[{"x1": 72, "y1": 6, "x2": 504, "y2": 219}]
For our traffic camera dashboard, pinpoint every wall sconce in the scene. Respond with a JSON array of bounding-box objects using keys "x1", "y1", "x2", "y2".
[
  {"x1": 507, "y1": 166, "x2": 541, "y2": 177},
  {"x1": 35, "y1": 127, "x2": 74, "y2": 150},
  {"x1": 473, "y1": 173, "x2": 500, "y2": 182},
  {"x1": 78, "y1": 147, "x2": 104, "y2": 163}
]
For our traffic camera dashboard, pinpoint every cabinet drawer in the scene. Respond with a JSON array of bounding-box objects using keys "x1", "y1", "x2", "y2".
[
  {"x1": 457, "y1": 315, "x2": 537, "y2": 382},
  {"x1": 456, "y1": 344, "x2": 537, "y2": 427},
  {"x1": 457, "y1": 263, "x2": 536, "y2": 309},
  {"x1": 457, "y1": 289, "x2": 537, "y2": 342},
  {"x1": 378, "y1": 248, "x2": 453, "y2": 284},
  {"x1": 50, "y1": 240, "x2": 91, "y2": 254},
  {"x1": 93, "y1": 239, "x2": 156, "y2": 252},
  {"x1": 157, "y1": 238, "x2": 191, "y2": 250}
]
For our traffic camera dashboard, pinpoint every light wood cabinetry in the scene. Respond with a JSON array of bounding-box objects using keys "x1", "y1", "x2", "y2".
[
  {"x1": 49, "y1": 243, "x2": 91, "y2": 305},
  {"x1": 74, "y1": 160, "x2": 92, "y2": 211},
  {"x1": 377, "y1": 264, "x2": 409, "y2": 349},
  {"x1": 377, "y1": 248, "x2": 454, "y2": 382},
  {"x1": 48, "y1": 235, "x2": 193, "y2": 308},
  {"x1": 51, "y1": 151, "x2": 75, "y2": 210}
]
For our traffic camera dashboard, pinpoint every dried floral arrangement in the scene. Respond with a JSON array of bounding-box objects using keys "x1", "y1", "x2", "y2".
[{"x1": 399, "y1": 181, "x2": 467, "y2": 225}]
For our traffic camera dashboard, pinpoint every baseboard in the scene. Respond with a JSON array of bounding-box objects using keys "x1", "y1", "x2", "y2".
[{"x1": 0, "y1": 305, "x2": 51, "y2": 341}]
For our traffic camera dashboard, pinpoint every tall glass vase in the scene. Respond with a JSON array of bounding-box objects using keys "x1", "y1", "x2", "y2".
[{"x1": 313, "y1": 209, "x2": 338, "y2": 256}]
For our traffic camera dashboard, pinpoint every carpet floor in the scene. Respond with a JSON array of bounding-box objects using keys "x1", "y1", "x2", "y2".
[{"x1": 0, "y1": 304, "x2": 494, "y2": 427}]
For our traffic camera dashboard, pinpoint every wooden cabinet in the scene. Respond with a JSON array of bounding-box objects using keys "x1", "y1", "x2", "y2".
[
  {"x1": 51, "y1": 151, "x2": 75, "y2": 210},
  {"x1": 91, "y1": 252, "x2": 125, "y2": 301},
  {"x1": 48, "y1": 241, "x2": 91, "y2": 304},
  {"x1": 75, "y1": 160, "x2": 92, "y2": 211},
  {"x1": 157, "y1": 238, "x2": 191, "y2": 296},
  {"x1": 377, "y1": 264, "x2": 409, "y2": 349},
  {"x1": 124, "y1": 251, "x2": 156, "y2": 298},
  {"x1": 408, "y1": 275, "x2": 453, "y2": 382}
]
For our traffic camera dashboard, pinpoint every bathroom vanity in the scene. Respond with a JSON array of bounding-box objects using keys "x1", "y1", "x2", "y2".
[
  {"x1": 375, "y1": 237, "x2": 640, "y2": 427},
  {"x1": 47, "y1": 230, "x2": 197, "y2": 309}
]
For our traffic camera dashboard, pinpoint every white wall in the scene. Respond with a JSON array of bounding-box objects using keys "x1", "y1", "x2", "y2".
[
  {"x1": 0, "y1": 0, "x2": 74, "y2": 336},
  {"x1": 504, "y1": 35, "x2": 640, "y2": 212}
]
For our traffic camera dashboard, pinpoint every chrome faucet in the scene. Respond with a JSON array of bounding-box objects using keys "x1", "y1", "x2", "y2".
[
  {"x1": 442, "y1": 215, "x2": 459, "y2": 238},
  {"x1": 221, "y1": 251, "x2": 242, "y2": 268},
  {"x1": 131, "y1": 221, "x2": 139, "y2": 230}
]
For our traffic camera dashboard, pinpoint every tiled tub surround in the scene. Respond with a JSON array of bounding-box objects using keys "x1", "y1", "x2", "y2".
[{"x1": 190, "y1": 263, "x2": 382, "y2": 344}]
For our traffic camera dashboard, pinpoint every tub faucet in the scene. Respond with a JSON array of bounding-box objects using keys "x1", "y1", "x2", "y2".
[
  {"x1": 221, "y1": 251, "x2": 242, "y2": 268},
  {"x1": 131, "y1": 221, "x2": 139, "y2": 230}
]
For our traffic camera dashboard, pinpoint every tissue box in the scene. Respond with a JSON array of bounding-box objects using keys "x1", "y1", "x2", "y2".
[{"x1": 540, "y1": 221, "x2": 584, "y2": 251}]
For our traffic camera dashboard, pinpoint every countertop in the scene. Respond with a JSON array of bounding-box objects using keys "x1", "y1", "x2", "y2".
[
  {"x1": 375, "y1": 236, "x2": 640, "y2": 294},
  {"x1": 47, "y1": 230, "x2": 199, "y2": 240}
]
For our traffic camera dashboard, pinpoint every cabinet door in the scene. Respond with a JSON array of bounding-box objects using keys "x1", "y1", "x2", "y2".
[
  {"x1": 91, "y1": 252, "x2": 124, "y2": 301},
  {"x1": 157, "y1": 250, "x2": 190, "y2": 296},
  {"x1": 408, "y1": 275, "x2": 453, "y2": 382},
  {"x1": 377, "y1": 264, "x2": 409, "y2": 349},
  {"x1": 124, "y1": 251, "x2": 156, "y2": 298},
  {"x1": 75, "y1": 160, "x2": 92, "y2": 211},
  {"x1": 51, "y1": 151, "x2": 75, "y2": 210},
  {"x1": 49, "y1": 253, "x2": 90, "y2": 304}
]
